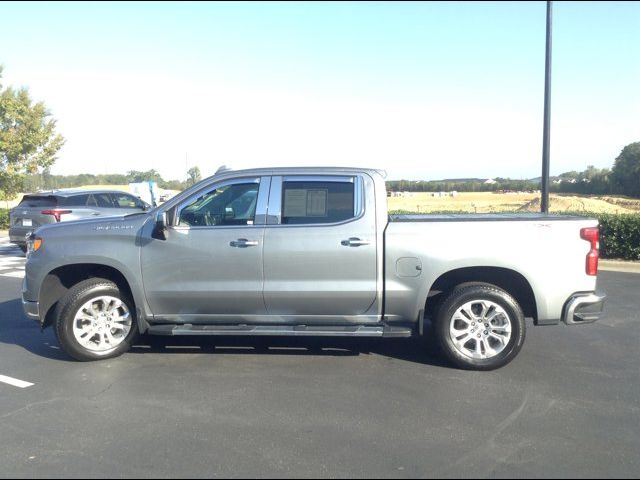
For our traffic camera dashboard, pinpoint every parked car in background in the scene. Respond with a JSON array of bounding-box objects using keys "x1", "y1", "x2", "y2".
[{"x1": 9, "y1": 189, "x2": 150, "y2": 252}]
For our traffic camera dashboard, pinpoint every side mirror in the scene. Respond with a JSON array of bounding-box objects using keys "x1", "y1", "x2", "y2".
[{"x1": 152, "y1": 212, "x2": 168, "y2": 240}]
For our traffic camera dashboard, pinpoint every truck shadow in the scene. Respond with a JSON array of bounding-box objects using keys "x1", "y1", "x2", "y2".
[{"x1": 0, "y1": 298, "x2": 448, "y2": 367}]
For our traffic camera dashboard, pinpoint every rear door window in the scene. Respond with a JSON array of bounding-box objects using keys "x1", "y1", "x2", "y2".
[
  {"x1": 58, "y1": 194, "x2": 90, "y2": 207},
  {"x1": 281, "y1": 180, "x2": 355, "y2": 225},
  {"x1": 94, "y1": 193, "x2": 114, "y2": 208},
  {"x1": 111, "y1": 193, "x2": 141, "y2": 208},
  {"x1": 87, "y1": 195, "x2": 98, "y2": 207}
]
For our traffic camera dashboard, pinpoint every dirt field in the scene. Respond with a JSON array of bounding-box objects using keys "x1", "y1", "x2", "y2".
[
  {"x1": 387, "y1": 192, "x2": 640, "y2": 214},
  {"x1": 4, "y1": 186, "x2": 640, "y2": 214}
]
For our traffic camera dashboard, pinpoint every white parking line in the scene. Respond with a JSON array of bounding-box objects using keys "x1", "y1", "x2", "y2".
[{"x1": 0, "y1": 375, "x2": 34, "y2": 388}]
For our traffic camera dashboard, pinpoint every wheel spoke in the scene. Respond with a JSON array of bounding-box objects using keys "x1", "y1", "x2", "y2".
[
  {"x1": 79, "y1": 327, "x2": 97, "y2": 339},
  {"x1": 104, "y1": 330, "x2": 118, "y2": 345},
  {"x1": 459, "y1": 307, "x2": 474, "y2": 321},
  {"x1": 454, "y1": 332, "x2": 471, "y2": 345},
  {"x1": 107, "y1": 299, "x2": 122, "y2": 313},
  {"x1": 452, "y1": 314, "x2": 471, "y2": 326},
  {"x1": 478, "y1": 302, "x2": 489, "y2": 319},
  {"x1": 491, "y1": 323, "x2": 511, "y2": 333},
  {"x1": 474, "y1": 338, "x2": 483, "y2": 357}
]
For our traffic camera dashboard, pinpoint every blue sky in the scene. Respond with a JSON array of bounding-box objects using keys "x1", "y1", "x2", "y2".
[{"x1": 1, "y1": 1, "x2": 638, "y2": 180}]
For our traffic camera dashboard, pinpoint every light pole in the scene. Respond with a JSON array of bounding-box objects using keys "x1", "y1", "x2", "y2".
[{"x1": 541, "y1": 1, "x2": 552, "y2": 213}]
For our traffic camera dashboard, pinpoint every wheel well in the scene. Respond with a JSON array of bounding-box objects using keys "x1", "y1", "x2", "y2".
[
  {"x1": 40, "y1": 264, "x2": 135, "y2": 328},
  {"x1": 425, "y1": 267, "x2": 538, "y2": 322}
]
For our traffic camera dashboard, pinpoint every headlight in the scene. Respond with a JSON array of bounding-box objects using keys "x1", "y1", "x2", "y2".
[{"x1": 26, "y1": 233, "x2": 42, "y2": 255}]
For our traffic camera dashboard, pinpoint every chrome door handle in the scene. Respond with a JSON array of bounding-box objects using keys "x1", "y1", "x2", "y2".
[
  {"x1": 229, "y1": 238, "x2": 259, "y2": 248},
  {"x1": 341, "y1": 237, "x2": 371, "y2": 247}
]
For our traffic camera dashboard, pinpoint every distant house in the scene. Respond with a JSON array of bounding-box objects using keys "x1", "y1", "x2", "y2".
[{"x1": 484, "y1": 179, "x2": 497, "y2": 185}]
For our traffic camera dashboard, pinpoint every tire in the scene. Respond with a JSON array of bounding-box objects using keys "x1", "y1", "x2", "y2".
[
  {"x1": 434, "y1": 283, "x2": 525, "y2": 371},
  {"x1": 19, "y1": 244, "x2": 28, "y2": 254},
  {"x1": 54, "y1": 278, "x2": 139, "y2": 361}
]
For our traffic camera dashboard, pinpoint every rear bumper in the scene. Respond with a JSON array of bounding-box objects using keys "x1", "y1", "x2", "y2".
[
  {"x1": 562, "y1": 292, "x2": 606, "y2": 325},
  {"x1": 9, "y1": 226, "x2": 33, "y2": 245}
]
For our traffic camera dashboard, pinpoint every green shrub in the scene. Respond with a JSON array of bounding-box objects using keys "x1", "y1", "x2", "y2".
[
  {"x1": 585, "y1": 212, "x2": 640, "y2": 260},
  {"x1": 0, "y1": 208, "x2": 8, "y2": 230}
]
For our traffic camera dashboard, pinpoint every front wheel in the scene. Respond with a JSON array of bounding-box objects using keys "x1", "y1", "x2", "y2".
[
  {"x1": 435, "y1": 283, "x2": 526, "y2": 370},
  {"x1": 54, "y1": 278, "x2": 139, "y2": 361}
]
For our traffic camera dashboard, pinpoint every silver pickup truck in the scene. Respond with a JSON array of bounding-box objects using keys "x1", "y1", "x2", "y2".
[{"x1": 22, "y1": 167, "x2": 605, "y2": 370}]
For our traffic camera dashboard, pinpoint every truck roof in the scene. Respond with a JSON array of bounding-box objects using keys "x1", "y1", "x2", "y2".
[{"x1": 209, "y1": 166, "x2": 388, "y2": 180}]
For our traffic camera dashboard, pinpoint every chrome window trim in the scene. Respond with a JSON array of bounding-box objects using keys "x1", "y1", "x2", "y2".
[
  {"x1": 281, "y1": 175, "x2": 355, "y2": 183},
  {"x1": 266, "y1": 174, "x2": 365, "y2": 227},
  {"x1": 171, "y1": 176, "x2": 263, "y2": 230}
]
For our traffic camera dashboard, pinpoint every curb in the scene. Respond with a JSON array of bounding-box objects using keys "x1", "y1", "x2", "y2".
[{"x1": 599, "y1": 259, "x2": 640, "y2": 274}]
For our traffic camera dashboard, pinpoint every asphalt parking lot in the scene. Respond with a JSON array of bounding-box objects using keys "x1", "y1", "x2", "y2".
[{"x1": 1, "y1": 237, "x2": 639, "y2": 478}]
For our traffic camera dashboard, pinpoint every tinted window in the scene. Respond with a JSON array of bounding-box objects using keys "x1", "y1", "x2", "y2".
[
  {"x1": 94, "y1": 193, "x2": 114, "y2": 208},
  {"x1": 281, "y1": 181, "x2": 355, "y2": 225},
  {"x1": 58, "y1": 194, "x2": 90, "y2": 207},
  {"x1": 178, "y1": 183, "x2": 259, "y2": 227},
  {"x1": 18, "y1": 195, "x2": 57, "y2": 208},
  {"x1": 112, "y1": 193, "x2": 140, "y2": 208}
]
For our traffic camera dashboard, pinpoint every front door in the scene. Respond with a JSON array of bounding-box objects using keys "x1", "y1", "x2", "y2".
[{"x1": 141, "y1": 177, "x2": 267, "y2": 322}]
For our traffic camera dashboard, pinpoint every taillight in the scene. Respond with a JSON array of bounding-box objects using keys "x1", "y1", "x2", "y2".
[
  {"x1": 580, "y1": 227, "x2": 599, "y2": 276},
  {"x1": 41, "y1": 209, "x2": 72, "y2": 222}
]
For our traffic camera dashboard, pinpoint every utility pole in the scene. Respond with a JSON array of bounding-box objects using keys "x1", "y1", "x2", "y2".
[{"x1": 541, "y1": 0, "x2": 552, "y2": 213}]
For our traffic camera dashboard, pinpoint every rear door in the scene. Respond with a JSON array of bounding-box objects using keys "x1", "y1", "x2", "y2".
[{"x1": 262, "y1": 174, "x2": 379, "y2": 322}]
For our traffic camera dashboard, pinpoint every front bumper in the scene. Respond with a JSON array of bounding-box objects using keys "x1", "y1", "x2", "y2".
[
  {"x1": 22, "y1": 297, "x2": 40, "y2": 321},
  {"x1": 562, "y1": 292, "x2": 606, "y2": 325}
]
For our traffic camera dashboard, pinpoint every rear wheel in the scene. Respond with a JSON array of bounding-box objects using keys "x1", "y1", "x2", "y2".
[
  {"x1": 19, "y1": 244, "x2": 27, "y2": 254},
  {"x1": 54, "y1": 278, "x2": 139, "y2": 361},
  {"x1": 435, "y1": 283, "x2": 525, "y2": 370}
]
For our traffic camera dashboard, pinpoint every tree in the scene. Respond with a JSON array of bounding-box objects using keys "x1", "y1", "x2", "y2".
[
  {"x1": 126, "y1": 169, "x2": 163, "y2": 184},
  {"x1": 187, "y1": 166, "x2": 201, "y2": 186},
  {"x1": 611, "y1": 142, "x2": 640, "y2": 198},
  {"x1": 0, "y1": 66, "x2": 65, "y2": 200}
]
